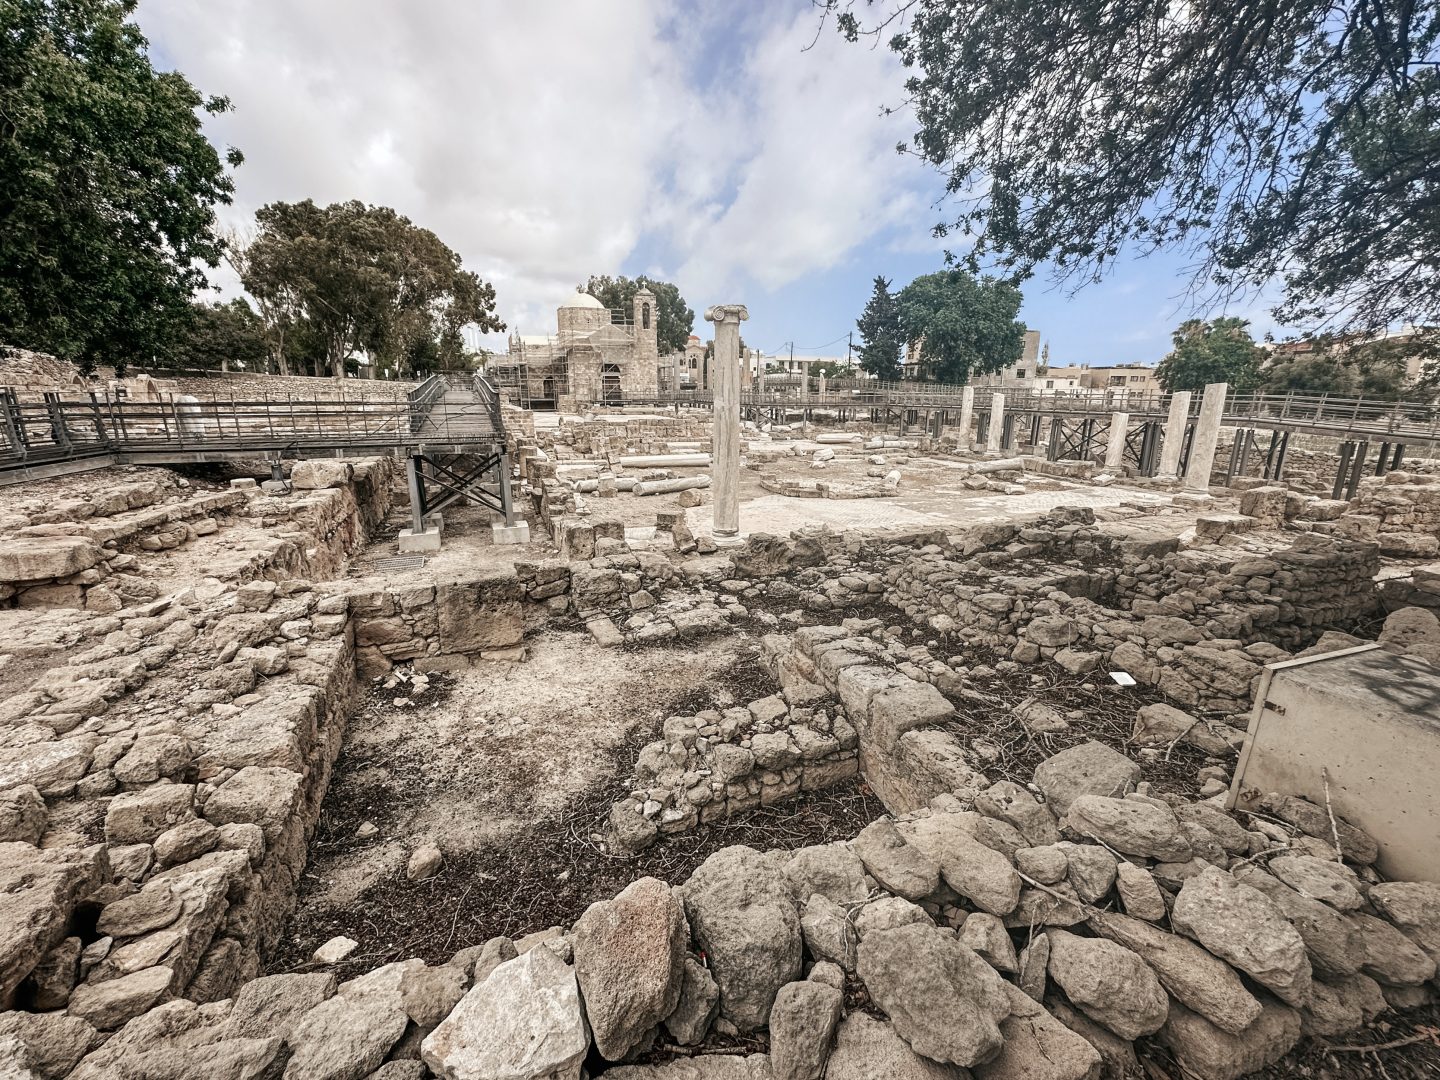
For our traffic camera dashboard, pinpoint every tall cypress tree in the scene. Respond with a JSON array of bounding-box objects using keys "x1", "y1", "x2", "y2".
[{"x1": 856, "y1": 276, "x2": 903, "y2": 381}]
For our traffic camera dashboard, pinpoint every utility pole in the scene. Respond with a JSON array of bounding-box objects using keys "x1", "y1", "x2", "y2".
[{"x1": 847, "y1": 331, "x2": 852, "y2": 367}]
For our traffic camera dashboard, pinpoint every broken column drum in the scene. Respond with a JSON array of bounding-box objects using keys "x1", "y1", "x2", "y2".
[{"x1": 706, "y1": 303, "x2": 749, "y2": 540}]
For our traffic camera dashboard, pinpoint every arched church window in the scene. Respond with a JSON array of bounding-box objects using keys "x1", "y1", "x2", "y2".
[{"x1": 642, "y1": 303, "x2": 651, "y2": 330}]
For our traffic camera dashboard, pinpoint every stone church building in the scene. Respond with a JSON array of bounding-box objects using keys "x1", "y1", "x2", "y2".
[{"x1": 493, "y1": 289, "x2": 660, "y2": 410}]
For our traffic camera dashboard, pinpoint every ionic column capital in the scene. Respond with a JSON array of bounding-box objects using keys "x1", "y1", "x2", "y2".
[{"x1": 704, "y1": 304, "x2": 749, "y2": 325}]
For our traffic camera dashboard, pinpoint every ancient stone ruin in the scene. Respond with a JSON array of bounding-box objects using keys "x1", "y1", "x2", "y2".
[{"x1": 1, "y1": 362, "x2": 1439, "y2": 1080}]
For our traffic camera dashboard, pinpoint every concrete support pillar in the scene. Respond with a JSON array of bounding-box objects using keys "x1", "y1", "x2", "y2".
[
  {"x1": 1182, "y1": 382, "x2": 1228, "y2": 492},
  {"x1": 1156, "y1": 390, "x2": 1193, "y2": 479},
  {"x1": 985, "y1": 392, "x2": 1005, "y2": 453},
  {"x1": 957, "y1": 386, "x2": 975, "y2": 449},
  {"x1": 1104, "y1": 412, "x2": 1129, "y2": 469},
  {"x1": 705, "y1": 303, "x2": 748, "y2": 542}
]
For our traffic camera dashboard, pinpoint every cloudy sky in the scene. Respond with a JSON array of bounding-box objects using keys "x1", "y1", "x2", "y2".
[{"x1": 137, "y1": 0, "x2": 1285, "y2": 366}]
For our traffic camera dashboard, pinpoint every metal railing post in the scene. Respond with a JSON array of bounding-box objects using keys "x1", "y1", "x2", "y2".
[
  {"x1": 43, "y1": 392, "x2": 71, "y2": 449},
  {"x1": 0, "y1": 389, "x2": 27, "y2": 457}
]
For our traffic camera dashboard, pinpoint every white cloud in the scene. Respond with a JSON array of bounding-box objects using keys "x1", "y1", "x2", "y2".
[{"x1": 136, "y1": 0, "x2": 939, "y2": 342}]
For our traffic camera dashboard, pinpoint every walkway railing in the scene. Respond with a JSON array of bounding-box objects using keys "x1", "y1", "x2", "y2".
[
  {"x1": 473, "y1": 371, "x2": 504, "y2": 434},
  {"x1": 0, "y1": 377, "x2": 505, "y2": 481},
  {"x1": 406, "y1": 375, "x2": 447, "y2": 434},
  {"x1": 595, "y1": 384, "x2": 1440, "y2": 444}
]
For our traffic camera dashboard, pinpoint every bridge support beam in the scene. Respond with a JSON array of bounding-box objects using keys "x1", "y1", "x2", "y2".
[
  {"x1": 985, "y1": 392, "x2": 1004, "y2": 453},
  {"x1": 1104, "y1": 413, "x2": 1129, "y2": 469},
  {"x1": 1183, "y1": 382, "x2": 1228, "y2": 492},
  {"x1": 490, "y1": 451, "x2": 529, "y2": 544},
  {"x1": 406, "y1": 454, "x2": 426, "y2": 535},
  {"x1": 1138, "y1": 421, "x2": 1162, "y2": 475},
  {"x1": 1156, "y1": 390, "x2": 1192, "y2": 480},
  {"x1": 1346, "y1": 440, "x2": 1369, "y2": 500},
  {"x1": 1333, "y1": 442, "x2": 1355, "y2": 500}
]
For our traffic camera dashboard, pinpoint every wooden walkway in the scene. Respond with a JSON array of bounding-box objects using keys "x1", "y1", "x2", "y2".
[{"x1": 0, "y1": 375, "x2": 505, "y2": 486}]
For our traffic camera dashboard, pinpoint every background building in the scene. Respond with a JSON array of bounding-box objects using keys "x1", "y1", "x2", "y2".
[
  {"x1": 969, "y1": 329, "x2": 1042, "y2": 388},
  {"x1": 492, "y1": 290, "x2": 659, "y2": 410},
  {"x1": 1079, "y1": 363, "x2": 1163, "y2": 398}
]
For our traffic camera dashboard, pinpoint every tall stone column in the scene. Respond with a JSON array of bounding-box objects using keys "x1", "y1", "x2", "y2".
[
  {"x1": 1183, "y1": 382, "x2": 1228, "y2": 492},
  {"x1": 1156, "y1": 390, "x2": 1193, "y2": 479},
  {"x1": 706, "y1": 304, "x2": 748, "y2": 542},
  {"x1": 672, "y1": 351, "x2": 682, "y2": 393},
  {"x1": 985, "y1": 392, "x2": 1005, "y2": 453},
  {"x1": 957, "y1": 386, "x2": 975, "y2": 449},
  {"x1": 1104, "y1": 412, "x2": 1129, "y2": 469}
]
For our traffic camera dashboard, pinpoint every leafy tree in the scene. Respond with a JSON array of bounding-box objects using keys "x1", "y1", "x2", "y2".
[
  {"x1": 170, "y1": 299, "x2": 267, "y2": 372},
  {"x1": 1155, "y1": 318, "x2": 1264, "y2": 393},
  {"x1": 806, "y1": 359, "x2": 856, "y2": 381},
  {"x1": 0, "y1": 0, "x2": 241, "y2": 374},
  {"x1": 1262, "y1": 335, "x2": 1421, "y2": 400},
  {"x1": 827, "y1": 0, "x2": 1440, "y2": 337},
  {"x1": 581, "y1": 275, "x2": 694, "y2": 355},
  {"x1": 895, "y1": 269, "x2": 1025, "y2": 383},
  {"x1": 856, "y1": 276, "x2": 904, "y2": 380},
  {"x1": 240, "y1": 200, "x2": 503, "y2": 378}
]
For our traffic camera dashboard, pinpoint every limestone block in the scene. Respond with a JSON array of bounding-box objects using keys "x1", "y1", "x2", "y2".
[
  {"x1": 0, "y1": 536, "x2": 104, "y2": 583},
  {"x1": 290, "y1": 460, "x2": 354, "y2": 489},
  {"x1": 422, "y1": 946, "x2": 588, "y2": 1080}
]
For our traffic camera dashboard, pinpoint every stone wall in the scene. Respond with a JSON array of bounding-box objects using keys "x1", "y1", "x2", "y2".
[
  {"x1": 538, "y1": 415, "x2": 712, "y2": 458},
  {"x1": 330, "y1": 569, "x2": 527, "y2": 677},
  {"x1": 873, "y1": 512, "x2": 1378, "y2": 715},
  {"x1": 0, "y1": 457, "x2": 403, "y2": 1028},
  {"x1": 0, "y1": 459, "x2": 397, "y2": 614},
  {"x1": 169, "y1": 373, "x2": 417, "y2": 402},
  {"x1": 608, "y1": 693, "x2": 859, "y2": 851},
  {"x1": 1337, "y1": 473, "x2": 1440, "y2": 558},
  {"x1": 0, "y1": 575, "x2": 362, "y2": 1023},
  {"x1": 0, "y1": 483, "x2": 245, "y2": 612}
]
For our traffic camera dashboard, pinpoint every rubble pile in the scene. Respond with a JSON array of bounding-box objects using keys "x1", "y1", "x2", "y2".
[{"x1": 7, "y1": 729, "x2": 1435, "y2": 1080}]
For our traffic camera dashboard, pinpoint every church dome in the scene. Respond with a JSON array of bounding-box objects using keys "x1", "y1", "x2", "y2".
[{"x1": 560, "y1": 292, "x2": 605, "y2": 310}]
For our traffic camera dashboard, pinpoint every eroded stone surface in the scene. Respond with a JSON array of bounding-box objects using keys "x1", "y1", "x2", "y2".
[{"x1": 421, "y1": 946, "x2": 588, "y2": 1080}]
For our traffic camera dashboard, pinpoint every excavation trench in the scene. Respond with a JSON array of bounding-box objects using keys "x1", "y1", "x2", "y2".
[{"x1": 269, "y1": 625, "x2": 885, "y2": 979}]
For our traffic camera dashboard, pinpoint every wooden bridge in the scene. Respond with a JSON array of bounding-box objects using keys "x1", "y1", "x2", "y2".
[{"x1": 0, "y1": 373, "x2": 517, "y2": 531}]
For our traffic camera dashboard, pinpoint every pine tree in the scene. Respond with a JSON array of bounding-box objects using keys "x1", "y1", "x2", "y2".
[{"x1": 856, "y1": 276, "x2": 903, "y2": 381}]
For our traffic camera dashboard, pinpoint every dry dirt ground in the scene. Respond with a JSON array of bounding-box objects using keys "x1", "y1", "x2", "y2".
[{"x1": 271, "y1": 625, "x2": 822, "y2": 973}]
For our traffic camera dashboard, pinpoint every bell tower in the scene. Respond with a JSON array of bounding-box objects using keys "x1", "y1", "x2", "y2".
[{"x1": 633, "y1": 285, "x2": 660, "y2": 392}]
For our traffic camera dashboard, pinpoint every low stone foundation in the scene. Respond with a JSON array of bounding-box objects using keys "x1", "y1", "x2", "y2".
[{"x1": 608, "y1": 693, "x2": 860, "y2": 851}]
